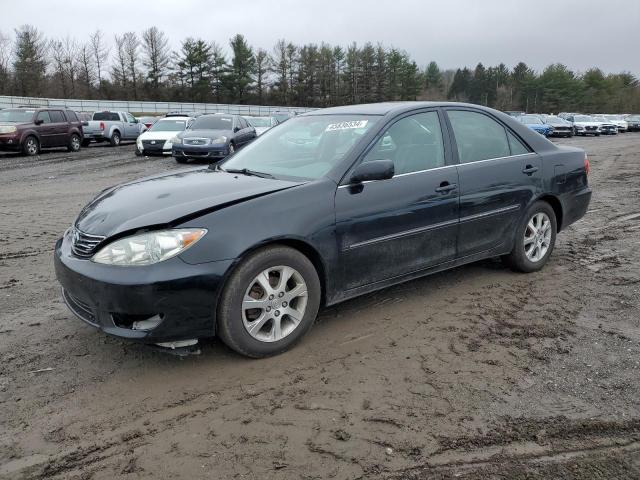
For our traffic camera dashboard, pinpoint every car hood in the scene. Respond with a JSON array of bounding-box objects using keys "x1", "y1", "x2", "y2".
[
  {"x1": 181, "y1": 129, "x2": 233, "y2": 139},
  {"x1": 573, "y1": 121, "x2": 601, "y2": 127},
  {"x1": 75, "y1": 168, "x2": 305, "y2": 238},
  {"x1": 139, "y1": 130, "x2": 181, "y2": 141}
]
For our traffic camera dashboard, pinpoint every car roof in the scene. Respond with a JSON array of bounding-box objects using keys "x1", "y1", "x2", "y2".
[
  {"x1": 159, "y1": 116, "x2": 191, "y2": 120},
  {"x1": 302, "y1": 101, "x2": 511, "y2": 117}
]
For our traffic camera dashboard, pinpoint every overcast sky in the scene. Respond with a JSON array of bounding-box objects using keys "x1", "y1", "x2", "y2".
[{"x1": 1, "y1": 0, "x2": 639, "y2": 75}]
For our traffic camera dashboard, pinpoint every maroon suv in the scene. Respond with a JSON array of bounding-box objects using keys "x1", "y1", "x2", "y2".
[{"x1": 0, "y1": 107, "x2": 84, "y2": 156}]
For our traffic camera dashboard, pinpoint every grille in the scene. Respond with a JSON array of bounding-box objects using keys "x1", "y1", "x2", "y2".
[
  {"x1": 142, "y1": 140, "x2": 165, "y2": 151},
  {"x1": 586, "y1": 126, "x2": 598, "y2": 131},
  {"x1": 184, "y1": 138, "x2": 210, "y2": 146},
  {"x1": 71, "y1": 227, "x2": 105, "y2": 258},
  {"x1": 62, "y1": 289, "x2": 97, "y2": 325}
]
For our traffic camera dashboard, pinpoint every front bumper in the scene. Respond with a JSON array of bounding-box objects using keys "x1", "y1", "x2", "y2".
[
  {"x1": 54, "y1": 232, "x2": 234, "y2": 343},
  {"x1": 0, "y1": 133, "x2": 21, "y2": 151},
  {"x1": 172, "y1": 143, "x2": 230, "y2": 160}
]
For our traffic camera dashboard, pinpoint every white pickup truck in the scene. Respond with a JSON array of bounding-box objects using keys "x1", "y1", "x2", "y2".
[{"x1": 81, "y1": 111, "x2": 147, "y2": 147}]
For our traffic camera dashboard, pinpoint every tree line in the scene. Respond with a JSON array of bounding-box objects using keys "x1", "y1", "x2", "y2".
[{"x1": 0, "y1": 25, "x2": 638, "y2": 113}]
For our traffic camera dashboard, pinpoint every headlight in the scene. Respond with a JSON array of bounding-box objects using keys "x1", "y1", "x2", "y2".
[
  {"x1": 92, "y1": 229, "x2": 207, "y2": 266},
  {"x1": 170, "y1": 136, "x2": 182, "y2": 145},
  {"x1": 211, "y1": 136, "x2": 227, "y2": 144},
  {"x1": 0, "y1": 126, "x2": 17, "y2": 134}
]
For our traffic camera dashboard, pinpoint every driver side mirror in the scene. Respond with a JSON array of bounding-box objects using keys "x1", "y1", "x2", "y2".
[
  {"x1": 234, "y1": 126, "x2": 240, "y2": 133},
  {"x1": 350, "y1": 159, "x2": 394, "y2": 184},
  {"x1": 34, "y1": 119, "x2": 44, "y2": 125}
]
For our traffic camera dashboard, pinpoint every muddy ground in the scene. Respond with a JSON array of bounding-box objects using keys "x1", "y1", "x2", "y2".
[{"x1": 0, "y1": 134, "x2": 639, "y2": 480}]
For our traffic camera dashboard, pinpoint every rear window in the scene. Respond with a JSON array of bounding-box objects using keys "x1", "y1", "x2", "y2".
[{"x1": 93, "y1": 112, "x2": 120, "y2": 121}]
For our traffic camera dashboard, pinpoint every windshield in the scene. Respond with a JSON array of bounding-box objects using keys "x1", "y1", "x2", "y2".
[
  {"x1": 221, "y1": 115, "x2": 380, "y2": 180},
  {"x1": 191, "y1": 115, "x2": 234, "y2": 130},
  {"x1": 521, "y1": 115, "x2": 543, "y2": 124},
  {"x1": 248, "y1": 117, "x2": 272, "y2": 127},
  {"x1": 545, "y1": 116, "x2": 567, "y2": 124},
  {"x1": 607, "y1": 115, "x2": 624, "y2": 120},
  {"x1": 574, "y1": 115, "x2": 594, "y2": 122},
  {"x1": 592, "y1": 116, "x2": 608, "y2": 122},
  {"x1": 0, "y1": 109, "x2": 35, "y2": 123},
  {"x1": 149, "y1": 119, "x2": 187, "y2": 132},
  {"x1": 628, "y1": 115, "x2": 640, "y2": 121}
]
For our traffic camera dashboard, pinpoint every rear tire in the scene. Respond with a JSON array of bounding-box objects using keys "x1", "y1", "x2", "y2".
[
  {"x1": 22, "y1": 136, "x2": 39, "y2": 156},
  {"x1": 110, "y1": 132, "x2": 121, "y2": 147},
  {"x1": 217, "y1": 246, "x2": 321, "y2": 358},
  {"x1": 67, "y1": 134, "x2": 81, "y2": 152},
  {"x1": 503, "y1": 201, "x2": 557, "y2": 273}
]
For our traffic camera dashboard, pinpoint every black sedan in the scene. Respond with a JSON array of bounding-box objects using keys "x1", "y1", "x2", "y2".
[
  {"x1": 55, "y1": 102, "x2": 592, "y2": 358},
  {"x1": 171, "y1": 114, "x2": 256, "y2": 163}
]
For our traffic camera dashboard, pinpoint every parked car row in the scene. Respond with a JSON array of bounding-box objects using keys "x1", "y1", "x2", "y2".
[
  {"x1": 0, "y1": 105, "x2": 296, "y2": 158},
  {"x1": 511, "y1": 111, "x2": 640, "y2": 138},
  {"x1": 135, "y1": 112, "x2": 291, "y2": 163}
]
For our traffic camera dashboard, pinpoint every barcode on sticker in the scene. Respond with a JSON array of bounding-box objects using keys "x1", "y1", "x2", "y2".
[{"x1": 325, "y1": 120, "x2": 368, "y2": 132}]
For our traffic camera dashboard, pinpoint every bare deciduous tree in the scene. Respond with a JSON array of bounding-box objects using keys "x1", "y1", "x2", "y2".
[
  {"x1": 89, "y1": 30, "x2": 109, "y2": 91},
  {"x1": 142, "y1": 26, "x2": 170, "y2": 94}
]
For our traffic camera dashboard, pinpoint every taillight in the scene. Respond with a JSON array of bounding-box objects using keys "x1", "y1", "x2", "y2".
[
  {"x1": 99, "y1": 122, "x2": 105, "y2": 131},
  {"x1": 584, "y1": 153, "x2": 590, "y2": 176}
]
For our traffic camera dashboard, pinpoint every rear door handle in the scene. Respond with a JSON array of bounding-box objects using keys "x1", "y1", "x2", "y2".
[
  {"x1": 435, "y1": 181, "x2": 457, "y2": 194},
  {"x1": 522, "y1": 165, "x2": 539, "y2": 175}
]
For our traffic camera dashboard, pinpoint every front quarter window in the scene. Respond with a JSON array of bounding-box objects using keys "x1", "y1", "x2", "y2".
[{"x1": 221, "y1": 115, "x2": 380, "y2": 180}]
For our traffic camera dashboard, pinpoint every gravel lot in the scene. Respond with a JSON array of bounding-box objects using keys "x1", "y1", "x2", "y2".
[{"x1": 0, "y1": 135, "x2": 639, "y2": 479}]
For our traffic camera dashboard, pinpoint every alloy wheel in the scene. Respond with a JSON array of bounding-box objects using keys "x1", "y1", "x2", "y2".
[
  {"x1": 26, "y1": 138, "x2": 38, "y2": 155},
  {"x1": 242, "y1": 266, "x2": 308, "y2": 342},
  {"x1": 524, "y1": 212, "x2": 552, "y2": 262}
]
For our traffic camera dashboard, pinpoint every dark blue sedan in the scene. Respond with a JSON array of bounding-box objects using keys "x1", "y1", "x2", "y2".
[
  {"x1": 55, "y1": 102, "x2": 591, "y2": 357},
  {"x1": 171, "y1": 114, "x2": 256, "y2": 163}
]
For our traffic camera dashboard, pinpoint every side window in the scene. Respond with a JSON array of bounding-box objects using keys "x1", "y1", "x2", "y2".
[
  {"x1": 126, "y1": 113, "x2": 136, "y2": 123},
  {"x1": 363, "y1": 112, "x2": 445, "y2": 175},
  {"x1": 36, "y1": 111, "x2": 51, "y2": 124},
  {"x1": 448, "y1": 110, "x2": 510, "y2": 163},
  {"x1": 50, "y1": 111, "x2": 66, "y2": 123},
  {"x1": 65, "y1": 110, "x2": 79, "y2": 122},
  {"x1": 239, "y1": 117, "x2": 248, "y2": 129},
  {"x1": 507, "y1": 131, "x2": 530, "y2": 155}
]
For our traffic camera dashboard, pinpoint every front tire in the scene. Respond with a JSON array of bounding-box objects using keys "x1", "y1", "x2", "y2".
[
  {"x1": 503, "y1": 201, "x2": 557, "y2": 273},
  {"x1": 22, "y1": 136, "x2": 39, "y2": 156},
  {"x1": 217, "y1": 246, "x2": 321, "y2": 358}
]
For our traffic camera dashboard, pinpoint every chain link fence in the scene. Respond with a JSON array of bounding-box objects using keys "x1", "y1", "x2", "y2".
[{"x1": 0, "y1": 95, "x2": 317, "y2": 116}]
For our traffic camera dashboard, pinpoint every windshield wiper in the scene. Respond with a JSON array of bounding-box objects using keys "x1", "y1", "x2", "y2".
[{"x1": 220, "y1": 167, "x2": 275, "y2": 179}]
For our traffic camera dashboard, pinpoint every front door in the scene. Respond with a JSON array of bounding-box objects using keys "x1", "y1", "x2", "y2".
[
  {"x1": 35, "y1": 111, "x2": 54, "y2": 147},
  {"x1": 336, "y1": 110, "x2": 460, "y2": 290},
  {"x1": 445, "y1": 109, "x2": 542, "y2": 257},
  {"x1": 124, "y1": 113, "x2": 139, "y2": 139}
]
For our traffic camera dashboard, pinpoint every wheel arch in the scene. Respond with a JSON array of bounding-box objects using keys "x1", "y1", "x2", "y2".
[
  {"x1": 536, "y1": 194, "x2": 564, "y2": 231},
  {"x1": 227, "y1": 238, "x2": 328, "y2": 307}
]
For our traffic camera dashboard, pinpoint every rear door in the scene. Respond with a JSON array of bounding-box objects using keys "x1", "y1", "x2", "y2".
[
  {"x1": 445, "y1": 108, "x2": 541, "y2": 257},
  {"x1": 49, "y1": 110, "x2": 69, "y2": 146},
  {"x1": 335, "y1": 110, "x2": 460, "y2": 290}
]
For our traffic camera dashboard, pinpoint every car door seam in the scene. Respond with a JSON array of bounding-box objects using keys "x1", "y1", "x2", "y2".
[
  {"x1": 458, "y1": 204, "x2": 520, "y2": 224},
  {"x1": 343, "y1": 218, "x2": 459, "y2": 251}
]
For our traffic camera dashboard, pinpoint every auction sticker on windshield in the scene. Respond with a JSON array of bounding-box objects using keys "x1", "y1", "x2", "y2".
[{"x1": 325, "y1": 120, "x2": 368, "y2": 132}]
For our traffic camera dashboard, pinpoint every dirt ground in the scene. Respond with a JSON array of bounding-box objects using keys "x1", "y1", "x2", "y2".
[{"x1": 0, "y1": 134, "x2": 639, "y2": 480}]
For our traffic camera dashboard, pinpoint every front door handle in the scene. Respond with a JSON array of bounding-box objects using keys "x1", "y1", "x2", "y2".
[
  {"x1": 523, "y1": 165, "x2": 539, "y2": 175},
  {"x1": 435, "y1": 181, "x2": 457, "y2": 194}
]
